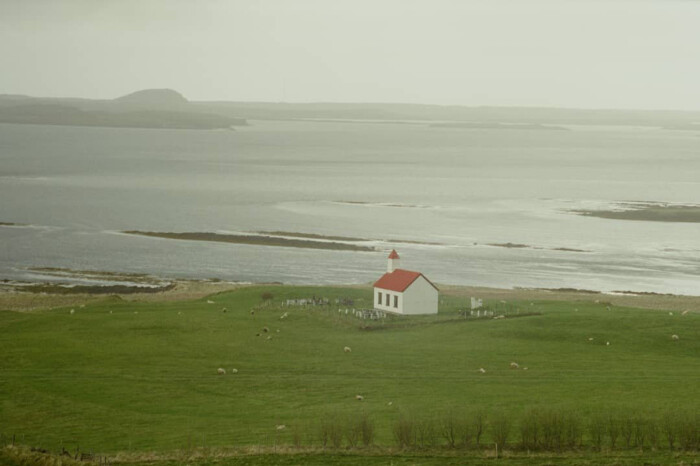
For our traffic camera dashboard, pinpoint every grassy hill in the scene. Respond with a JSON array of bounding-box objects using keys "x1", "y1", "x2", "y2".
[{"x1": 0, "y1": 285, "x2": 698, "y2": 461}]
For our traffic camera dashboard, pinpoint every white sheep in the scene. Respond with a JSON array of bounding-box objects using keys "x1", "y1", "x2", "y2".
[
  {"x1": 231, "y1": 368, "x2": 239, "y2": 374},
  {"x1": 669, "y1": 312, "x2": 673, "y2": 316},
  {"x1": 280, "y1": 312, "x2": 288, "y2": 320},
  {"x1": 510, "y1": 362, "x2": 519, "y2": 369},
  {"x1": 266, "y1": 335, "x2": 273, "y2": 341},
  {"x1": 217, "y1": 368, "x2": 226, "y2": 375},
  {"x1": 681, "y1": 310, "x2": 689, "y2": 316},
  {"x1": 671, "y1": 334, "x2": 679, "y2": 341},
  {"x1": 276, "y1": 425, "x2": 286, "y2": 430},
  {"x1": 207, "y1": 300, "x2": 215, "y2": 304},
  {"x1": 344, "y1": 346, "x2": 352, "y2": 353},
  {"x1": 479, "y1": 368, "x2": 486, "y2": 374},
  {"x1": 523, "y1": 367, "x2": 529, "y2": 371},
  {"x1": 355, "y1": 395, "x2": 364, "y2": 401},
  {"x1": 588, "y1": 337, "x2": 594, "y2": 341},
  {"x1": 606, "y1": 341, "x2": 610, "y2": 346},
  {"x1": 387, "y1": 401, "x2": 393, "y2": 406},
  {"x1": 70, "y1": 309, "x2": 75, "y2": 315}
]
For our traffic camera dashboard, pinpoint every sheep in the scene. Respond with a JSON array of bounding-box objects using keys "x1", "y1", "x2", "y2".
[
  {"x1": 510, "y1": 362, "x2": 519, "y2": 369},
  {"x1": 355, "y1": 395, "x2": 364, "y2": 401},
  {"x1": 387, "y1": 401, "x2": 393, "y2": 406},
  {"x1": 276, "y1": 425, "x2": 286, "y2": 431},
  {"x1": 479, "y1": 368, "x2": 486, "y2": 374},
  {"x1": 222, "y1": 307, "x2": 227, "y2": 313},
  {"x1": 523, "y1": 367, "x2": 529, "y2": 371},
  {"x1": 207, "y1": 300, "x2": 215, "y2": 304},
  {"x1": 231, "y1": 368, "x2": 239, "y2": 374},
  {"x1": 79, "y1": 304, "x2": 85, "y2": 308},
  {"x1": 588, "y1": 337, "x2": 594, "y2": 341},
  {"x1": 671, "y1": 334, "x2": 679, "y2": 341},
  {"x1": 681, "y1": 310, "x2": 689, "y2": 316},
  {"x1": 70, "y1": 309, "x2": 75, "y2": 315},
  {"x1": 344, "y1": 346, "x2": 352, "y2": 353},
  {"x1": 266, "y1": 335, "x2": 273, "y2": 341},
  {"x1": 280, "y1": 312, "x2": 288, "y2": 320},
  {"x1": 669, "y1": 312, "x2": 674, "y2": 316},
  {"x1": 606, "y1": 341, "x2": 610, "y2": 346},
  {"x1": 109, "y1": 310, "x2": 113, "y2": 314},
  {"x1": 217, "y1": 368, "x2": 226, "y2": 375},
  {"x1": 177, "y1": 311, "x2": 182, "y2": 315},
  {"x1": 276, "y1": 329, "x2": 280, "y2": 333}
]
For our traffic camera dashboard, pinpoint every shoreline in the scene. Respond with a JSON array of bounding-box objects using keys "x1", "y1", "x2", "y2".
[{"x1": 2, "y1": 277, "x2": 699, "y2": 313}]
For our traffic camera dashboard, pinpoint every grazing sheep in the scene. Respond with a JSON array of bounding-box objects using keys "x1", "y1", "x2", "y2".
[
  {"x1": 266, "y1": 335, "x2": 273, "y2": 341},
  {"x1": 510, "y1": 362, "x2": 519, "y2": 369},
  {"x1": 70, "y1": 309, "x2": 75, "y2": 315},
  {"x1": 263, "y1": 327, "x2": 269, "y2": 333},
  {"x1": 387, "y1": 401, "x2": 393, "y2": 406},
  {"x1": 207, "y1": 300, "x2": 215, "y2": 304},
  {"x1": 109, "y1": 310, "x2": 113, "y2": 314},
  {"x1": 355, "y1": 395, "x2": 364, "y2": 401},
  {"x1": 280, "y1": 312, "x2": 288, "y2": 320},
  {"x1": 231, "y1": 368, "x2": 239, "y2": 374},
  {"x1": 344, "y1": 346, "x2": 352, "y2": 353},
  {"x1": 276, "y1": 329, "x2": 280, "y2": 333},
  {"x1": 606, "y1": 341, "x2": 610, "y2": 346},
  {"x1": 588, "y1": 337, "x2": 594, "y2": 341},
  {"x1": 669, "y1": 312, "x2": 674, "y2": 316},
  {"x1": 217, "y1": 368, "x2": 226, "y2": 375},
  {"x1": 606, "y1": 306, "x2": 611, "y2": 311},
  {"x1": 682, "y1": 310, "x2": 689, "y2": 316},
  {"x1": 523, "y1": 367, "x2": 529, "y2": 371},
  {"x1": 276, "y1": 425, "x2": 286, "y2": 430},
  {"x1": 479, "y1": 368, "x2": 486, "y2": 374},
  {"x1": 671, "y1": 334, "x2": 680, "y2": 341}
]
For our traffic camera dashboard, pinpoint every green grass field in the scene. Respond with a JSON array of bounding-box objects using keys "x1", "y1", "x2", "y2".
[{"x1": 1, "y1": 285, "x2": 698, "y2": 461}]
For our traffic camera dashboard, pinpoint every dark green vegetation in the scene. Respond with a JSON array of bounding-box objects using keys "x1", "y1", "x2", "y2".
[
  {"x1": 573, "y1": 203, "x2": 700, "y2": 223},
  {"x1": 1, "y1": 286, "x2": 698, "y2": 463},
  {"x1": 123, "y1": 231, "x2": 375, "y2": 252}
]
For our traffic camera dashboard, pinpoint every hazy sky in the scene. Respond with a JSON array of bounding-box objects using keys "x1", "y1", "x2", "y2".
[{"x1": 1, "y1": 0, "x2": 699, "y2": 110}]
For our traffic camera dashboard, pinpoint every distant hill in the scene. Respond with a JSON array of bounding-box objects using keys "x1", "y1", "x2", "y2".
[
  {"x1": 0, "y1": 89, "x2": 247, "y2": 130},
  {"x1": 115, "y1": 88, "x2": 188, "y2": 106}
]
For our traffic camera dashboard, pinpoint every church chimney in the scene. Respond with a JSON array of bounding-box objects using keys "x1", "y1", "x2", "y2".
[{"x1": 387, "y1": 249, "x2": 400, "y2": 273}]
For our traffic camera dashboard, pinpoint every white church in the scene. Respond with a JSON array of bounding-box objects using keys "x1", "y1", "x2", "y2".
[{"x1": 373, "y1": 250, "x2": 439, "y2": 315}]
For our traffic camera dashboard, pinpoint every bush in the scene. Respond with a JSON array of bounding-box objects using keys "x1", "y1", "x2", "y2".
[
  {"x1": 358, "y1": 412, "x2": 375, "y2": 447},
  {"x1": 589, "y1": 414, "x2": 606, "y2": 451},
  {"x1": 319, "y1": 416, "x2": 343, "y2": 449},
  {"x1": 473, "y1": 409, "x2": 487, "y2": 447},
  {"x1": 492, "y1": 412, "x2": 512, "y2": 450},
  {"x1": 661, "y1": 412, "x2": 677, "y2": 450},
  {"x1": 519, "y1": 408, "x2": 541, "y2": 450},
  {"x1": 416, "y1": 417, "x2": 437, "y2": 449},
  {"x1": 607, "y1": 415, "x2": 620, "y2": 449},
  {"x1": 393, "y1": 414, "x2": 416, "y2": 449},
  {"x1": 678, "y1": 413, "x2": 699, "y2": 451}
]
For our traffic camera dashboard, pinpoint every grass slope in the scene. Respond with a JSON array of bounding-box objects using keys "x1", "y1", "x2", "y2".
[{"x1": 0, "y1": 286, "x2": 698, "y2": 455}]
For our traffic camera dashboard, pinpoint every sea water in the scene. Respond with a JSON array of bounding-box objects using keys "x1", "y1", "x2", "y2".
[{"x1": 1, "y1": 120, "x2": 699, "y2": 294}]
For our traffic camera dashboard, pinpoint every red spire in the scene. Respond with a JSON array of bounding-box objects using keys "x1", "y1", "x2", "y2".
[{"x1": 388, "y1": 249, "x2": 400, "y2": 259}]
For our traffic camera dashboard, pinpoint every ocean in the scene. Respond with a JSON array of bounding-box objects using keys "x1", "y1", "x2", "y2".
[{"x1": 1, "y1": 120, "x2": 699, "y2": 294}]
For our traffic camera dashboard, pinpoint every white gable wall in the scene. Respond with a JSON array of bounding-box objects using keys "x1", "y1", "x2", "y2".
[
  {"x1": 374, "y1": 288, "x2": 404, "y2": 313},
  {"x1": 401, "y1": 276, "x2": 438, "y2": 315}
]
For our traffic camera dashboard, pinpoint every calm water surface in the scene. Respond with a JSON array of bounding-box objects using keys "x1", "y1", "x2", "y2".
[{"x1": 1, "y1": 121, "x2": 699, "y2": 294}]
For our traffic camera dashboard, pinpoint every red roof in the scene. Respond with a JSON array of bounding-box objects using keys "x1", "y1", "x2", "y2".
[
  {"x1": 388, "y1": 249, "x2": 400, "y2": 259},
  {"x1": 373, "y1": 269, "x2": 438, "y2": 292}
]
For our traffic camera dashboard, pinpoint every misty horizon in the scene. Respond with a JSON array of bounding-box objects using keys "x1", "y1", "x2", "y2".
[{"x1": 2, "y1": 0, "x2": 700, "y2": 112}]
